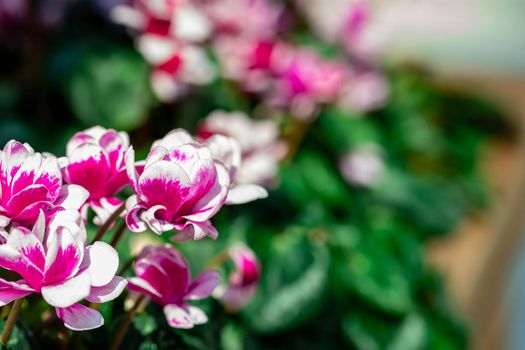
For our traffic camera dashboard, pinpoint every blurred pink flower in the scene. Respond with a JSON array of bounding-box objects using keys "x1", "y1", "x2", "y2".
[
  {"x1": 125, "y1": 129, "x2": 230, "y2": 241},
  {"x1": 111, "y1": 0, "x2": 215, "y2": 101},
  {"x1": 128, "y1": 244, "x2": 219, "y2": 329},
  {"x1": 213, "y1": 37, "x2": 280, "y2": 92},
  {"x1": 137, "y1": 35, "x2": 216, "y2": 102},
  {"x1": 0, "y1": 140, "x2": 88, "y2": 239},
  {"x1": 60, "y1": 126, "x2": 130, "y2": 226},
  {"x1": 0, "y1": 211, "x2": 127, "y2": 330},
  {"x1": 338, "y1": 70, "x2": 389, "y2": 113},
  {"x1": 269, "y1": 48, "x2": 349, "y2": 119},
  {"x1": 339, "y1": 147, "x2": 384, "y2": 187},
  {"x1": 198, "y1": 0, "x2": 283, "y2": 39},
  {"x1": 214, "y1": 244, "x2": 260, "y2": 312},
  {"x1": 198, "y1": 110, "x2": 286, "y2": 189}
]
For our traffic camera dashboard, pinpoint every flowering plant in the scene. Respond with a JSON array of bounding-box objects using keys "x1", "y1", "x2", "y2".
[{"x1": 0, "y1": 0, "x2": 506, "y2": 348}]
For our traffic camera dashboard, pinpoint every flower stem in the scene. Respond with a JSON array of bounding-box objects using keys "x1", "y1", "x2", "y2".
[
  {"x1": 117, "y1": 257, "x2": 135, "y2": 276},
  {"x1": 205, "y1": 250, "x2": 230, "y2": 270},
  {"x1": 110, "y1": 221, "x2": 128, "y2": 247},
  {"x1": 283, "y1": 117, "x2": 313, "y2": 163},
  {"x1": 1, "y1": 299, "x2": 23, "y2": 345},
  {"x1": 91, "y1": 202, "x2": 126, "y2": 243},
  {"x1": 109, "y1": 294, "x2": 146, "y2": 350}
]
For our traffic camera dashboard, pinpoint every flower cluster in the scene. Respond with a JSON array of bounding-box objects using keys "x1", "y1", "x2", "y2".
[
  {"x1": 0, "y1": 123, "x2": 265, "y2": 333},
  {"x1": 0, "y1": 140, "x2": 126, "y2": 330},
  {"x1": 110, "y1": 0, "x2": 389, "y2": 117}
]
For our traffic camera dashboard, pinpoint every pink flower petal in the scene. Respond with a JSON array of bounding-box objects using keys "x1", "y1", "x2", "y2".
[
  {"x1": 127, "y1": 277, "x2": 163, "y2": 299},
  {"x1": 0, "y1": 278, "x2": 34, "y2": 306},
  {"x1": 5, "y1": 184, "x2": 50, "y2": 217},
  {"x1": 86, "y1": 276, "x2": 127, "y2": 303},
  {"x1": 138, "y1": 160, "x2": 191, "y2": 215},
  {"x1": 0, "y1": 243, "x2": 44, "y2": 289},
  {"x1": 182, "y1": 162, "x2": 229, "y2": 222},
  {"x1": 56, "y1": 303, "x2": 104, "y2": 331},
  {"x1": 125, "y1": 196, "x2": 148, "y2": 232},
  {"x1": 186, "y1": 270, "x2": 220, "y2": 300},
  {"x1": 7, "y1": 226, "x2": 45, "y2": 271},
  {"x1": 44, "y1": 229, "x2": 83, "y2": 285},
  {"x1": 41, "y1": 270, "x2": 91, "y2": 308}
]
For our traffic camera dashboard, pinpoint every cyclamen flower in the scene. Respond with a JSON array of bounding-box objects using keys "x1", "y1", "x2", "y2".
[
  {"x1": 198, "y1": 0, "x2": 283, "y2": 39},
  {"x1": 125, "y1": 129, "x2": 230, "y2": 241},
  {"x1": 128, "y1": 245, "x2": 219, "y2": 329},
  {"x1": 60, "y1": 126, "x2": 130, "y2": 226},
  {"x1": 0, "y1": 212, "x2": 127, "y2": 330},
  {"x1": 338, "y1": 70, "x2": 389, "y2": 113},
  {"x1": 213, "y1": 37, "x2": 280, "y2": 93},
  {"x1": 198, "y1": 110, "x2": 286, "y2": 189},
  {"x1": 269, "y1": 48, "x2": 349, "y2": 119},
  {"x1": 0, "y1": 140, "x2": 88, "y2": 239},
  {"x1": 214, "y1": 244, "x2": 260, "y2": 312},
  {"x1": 111, "y1": 0, "x2": 215, "y2": 102},
  {"x1": 137, "y1": 35, "x2": 215, "y2": 102}
]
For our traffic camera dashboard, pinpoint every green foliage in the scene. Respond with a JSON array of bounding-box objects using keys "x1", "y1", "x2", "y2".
[{"x1": 66, "y1": 47, "x2": 153, "y2": 131}]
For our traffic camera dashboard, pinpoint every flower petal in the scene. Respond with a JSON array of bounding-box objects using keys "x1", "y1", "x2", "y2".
[
  {"x1": 86, "y1": 276, "x2": 127, "y2": 303},
  {"x1": 125, "y1": 196, "x2": 148, "y2": 232},
  {"x1": 225, "y1": 184, "x2": 268, "y2": 205},
  {"x1": 186, "y1": 270, "x2": 220, "y2": 300},
  {"x1": 127, "y1": 277, "x2": 163, "y2": 299},
  {"x1": 86, "y1": 242, "x2": 119, "y2": 287},
  {"x1": 56, "y1": 303, "x2": 104, "y2": 331},
  {"x1": 0, "y1": 278, "x2": 34, "y2": 306},
  {"x1": 42, "y1": 270, "x2": 91, "y2": 308},
  {"x1": 163, "y1": 304, "x2": 194, "y2": 329},
  {"x1": 54, "y1": 184, "x2": 90, "y2": 210}
]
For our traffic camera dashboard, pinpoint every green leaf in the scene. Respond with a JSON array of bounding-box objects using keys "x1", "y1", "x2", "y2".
[
  {"x1": 243, "y1": 230, "x2": 329, "y2": 334},
  {"x1": 220, "y1": 323, "x2": 244, "y2": 350},
  {"x1": 388, "y1": 313, "x2": 427, "y2": 350},
  {"x1": 0, "y1": 320, "x2": 31, "y2": 350},
  {"x1": 133, "y1": 314, "x2": 158, "y2": 336},
  {"x1": 373, "y1": 171, "x2": 466, "y2": 235},
  {"x1": 67, "y1": 48, "x2": 152, "y2": 131}
]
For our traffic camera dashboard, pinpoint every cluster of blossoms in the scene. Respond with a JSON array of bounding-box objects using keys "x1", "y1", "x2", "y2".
[
  {"x1": 110, "y1": 0, "x2": 389, "y2": 118},
  {"x1": 0, "y1": 119, "x2": 266, "y2": 332}
]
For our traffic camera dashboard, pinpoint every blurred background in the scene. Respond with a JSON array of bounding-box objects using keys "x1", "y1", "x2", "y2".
[{"x1": 1, "y1": 0, "x2": 525, "y2": 349}]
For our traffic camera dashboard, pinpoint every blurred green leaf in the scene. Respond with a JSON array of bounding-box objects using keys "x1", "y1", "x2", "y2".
[
  {"x1": 244, "y1": 230, "x2": 329, "y2": 334},
  {"x1": 388, "y1": 313, "x2": 427, "y2": 350},
  {"x1": 67, "y1": 48, "x2": 152, "y2": 131},
  {"x1": 133, "y1": 314, "x2": 158, "y2": 336}
]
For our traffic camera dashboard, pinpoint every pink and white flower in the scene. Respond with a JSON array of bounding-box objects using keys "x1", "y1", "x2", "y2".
[
  {"x1": 213, "y1": 37, "x2": 281, "y2": 93},
  {"x1": 111, "y1": 0, "x2": 215, "y2": 102},
  {"x1": 269, "y1": 48, "x2": 349, "y2": 119},
  {"x1": 0, "y1": 140, "x2": 88, "y2": 239},
  {"x1": 198, "y1": 110, "x2": 286, "y2": 190},
  {"x1": 198, "y1": 0, "x2": 283, "y2": 39},
  {"x1": 214, "y1": 244, "x2": 260, "y2": 312},
  {"x1": 127, "y1": 244, "x2": 219, "y2": 329},
  {"x1": 137, "y1": 35, "x2": 216, "y2": 102},
  {"x1": 338, "y1": 70, "x2": 389, "y2": 113},
  {"x1": 125, "y1": 129, "x2": 230, "y2": 241},
  {"x1": 0, "y1": 211, "x2": 127, "y2": 330},
  {"x1": 60, "y1": 127, "x2": 130, "y2": 226}
]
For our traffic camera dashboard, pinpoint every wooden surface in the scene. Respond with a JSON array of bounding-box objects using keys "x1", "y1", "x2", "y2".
[{"x1": 425, "y1": 73, "x2": 525, "y2": 350}]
